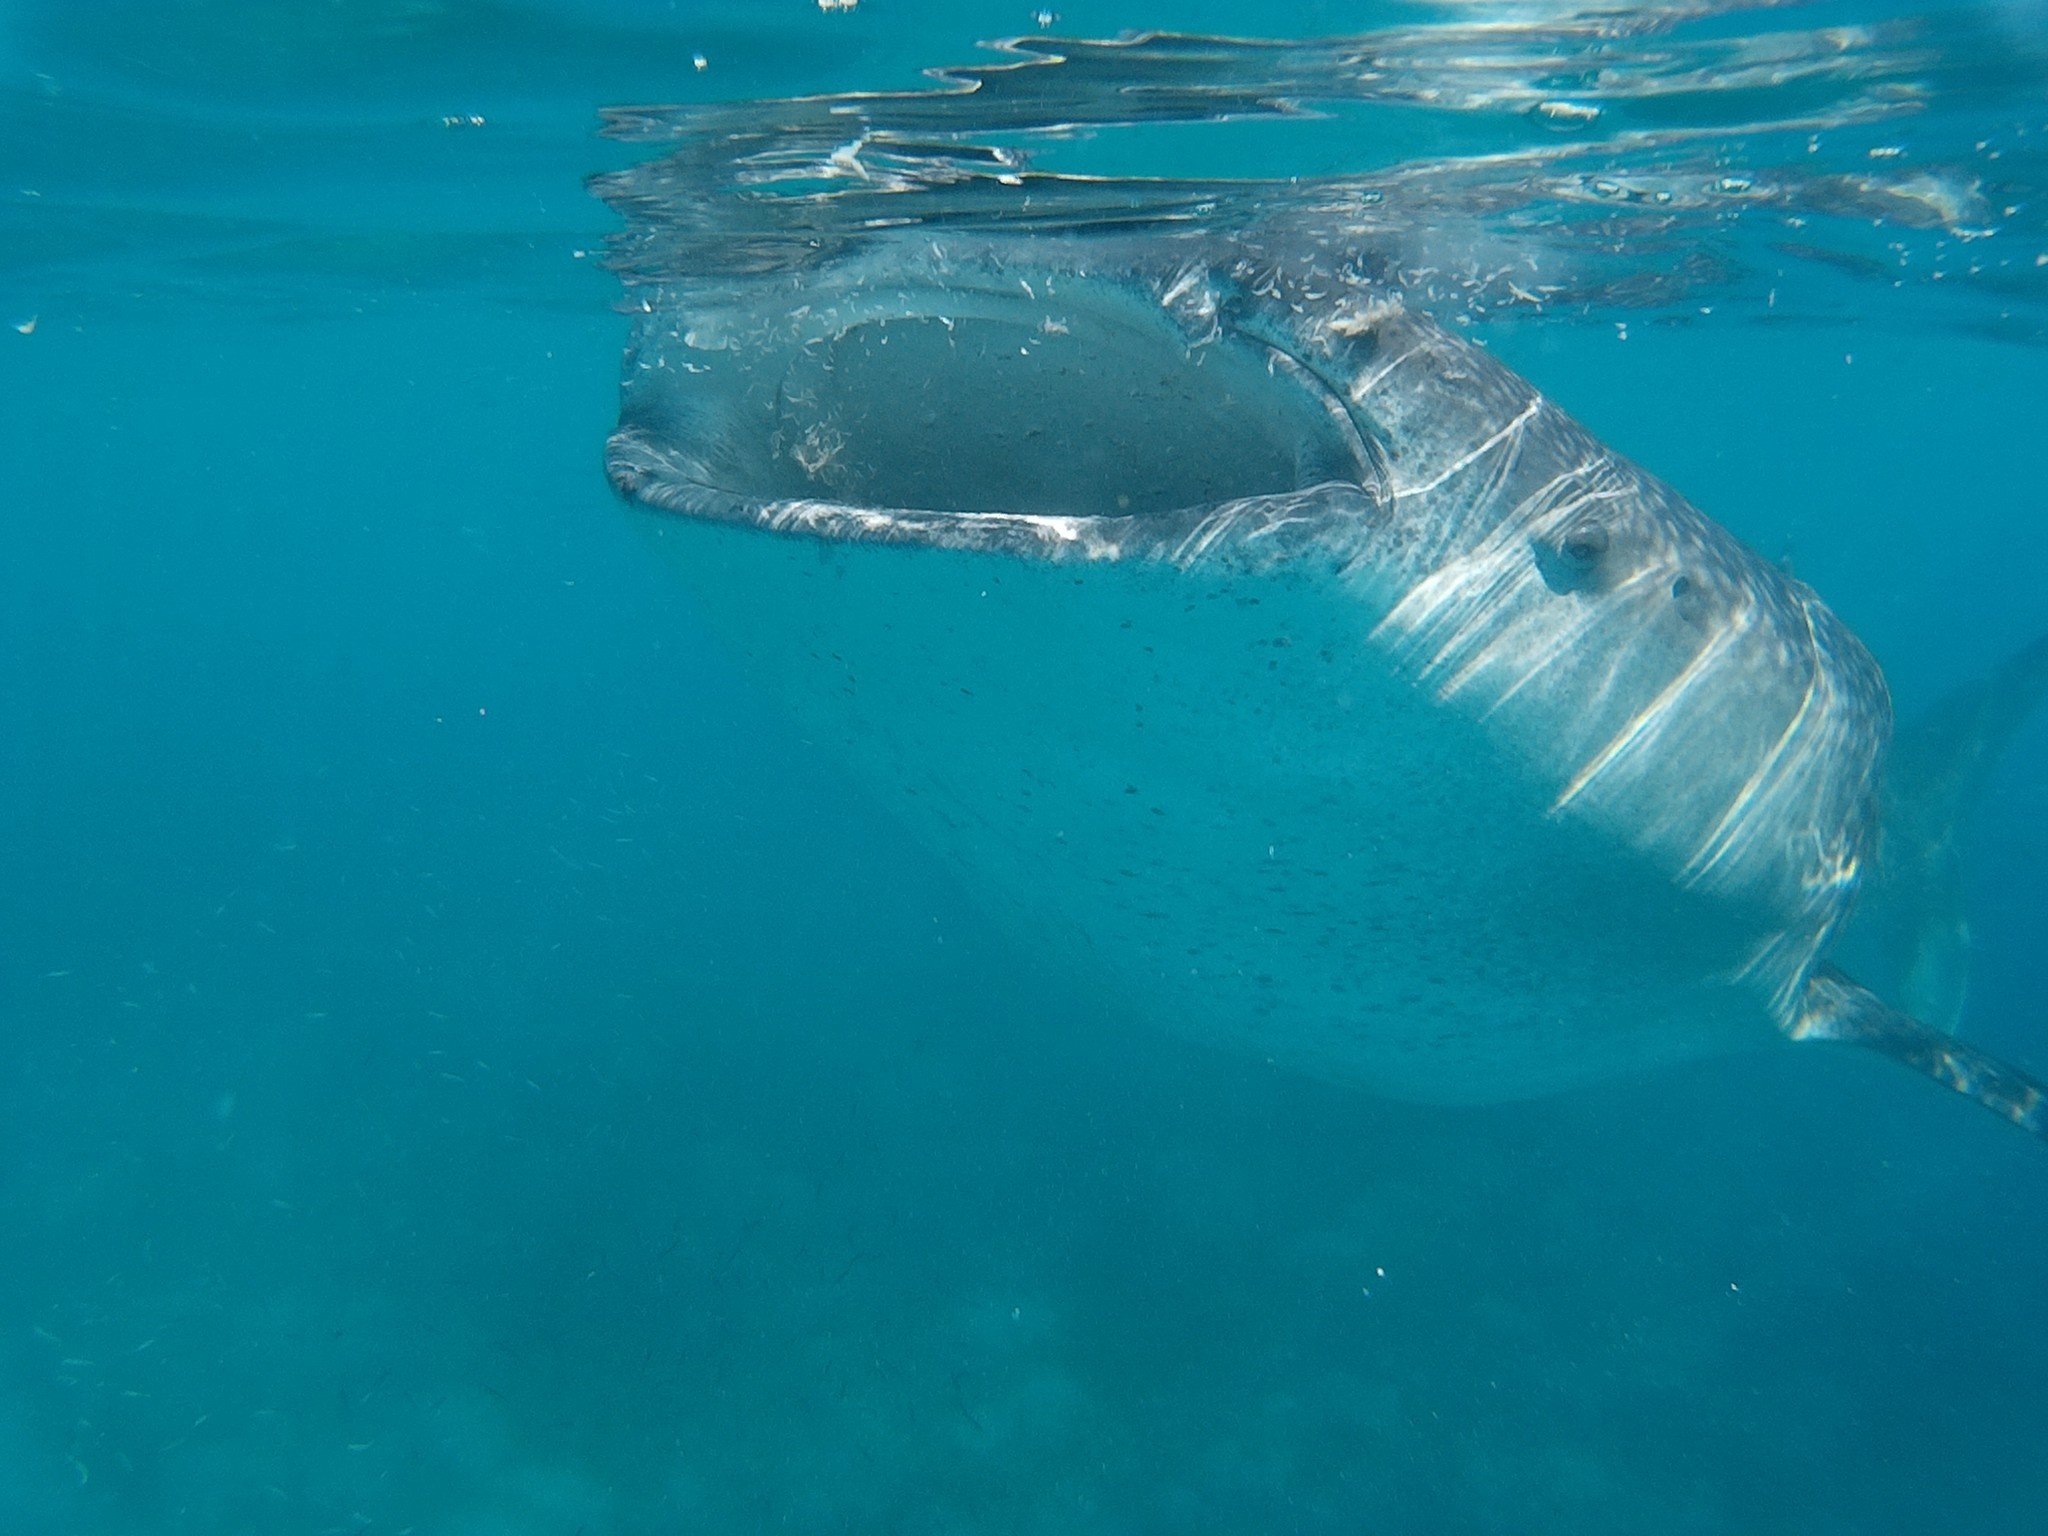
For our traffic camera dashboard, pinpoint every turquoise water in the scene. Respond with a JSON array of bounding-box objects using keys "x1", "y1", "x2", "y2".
[{"x1": 4, "y1": 2, "x2": 2047, "y2": 1532}]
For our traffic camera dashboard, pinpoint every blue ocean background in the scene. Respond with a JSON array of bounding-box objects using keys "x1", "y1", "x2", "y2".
[{"x1": 4, "y1": 1, "x2": 2046, "y2": 1531}]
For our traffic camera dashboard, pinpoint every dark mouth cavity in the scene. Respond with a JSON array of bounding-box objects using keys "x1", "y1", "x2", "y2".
[{"x1": 639, "y1": 283, "x2": 1366, "y2": 522}]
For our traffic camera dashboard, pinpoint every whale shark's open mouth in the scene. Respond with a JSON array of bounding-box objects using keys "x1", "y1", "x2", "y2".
[{"x1": 607, "y1": 262, "x2": 1375, "y2": 540}]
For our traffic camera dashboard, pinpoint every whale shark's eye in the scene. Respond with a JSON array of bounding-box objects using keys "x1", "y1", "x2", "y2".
[
  {"x1": 1560, "y1": 521, "x2": 1609, "y2": 566},
  {"x1": 1533, "y1": 517, "x2": 1612, "y2": 594}
]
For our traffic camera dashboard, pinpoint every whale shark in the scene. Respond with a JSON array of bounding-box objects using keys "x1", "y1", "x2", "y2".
[{"x1": 591, "y1": 24, "x2": 2048, "y2": 1138}]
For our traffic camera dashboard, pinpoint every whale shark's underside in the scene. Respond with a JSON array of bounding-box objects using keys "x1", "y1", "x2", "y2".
[{"x1": 592, "y1": 18, "x2": 2048, "y2": 1137}]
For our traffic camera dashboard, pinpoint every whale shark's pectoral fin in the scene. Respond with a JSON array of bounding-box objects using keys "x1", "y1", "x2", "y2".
[{"x1": 1794, "y1": 966, "x2": 2048, "y2": 1140}]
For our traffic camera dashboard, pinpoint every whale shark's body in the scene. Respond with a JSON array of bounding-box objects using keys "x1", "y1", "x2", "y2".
[{"x1": 593, "y1": 40, "x2": 2047, "y2": 1136}]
